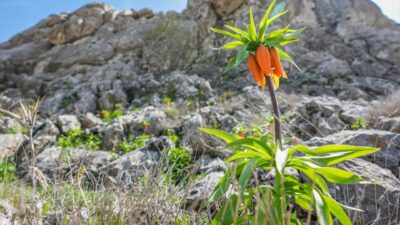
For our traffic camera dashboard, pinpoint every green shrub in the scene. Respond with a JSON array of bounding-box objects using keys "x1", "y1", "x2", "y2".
[
  {"x1": 166, "y1": 147, "x2": 192, "y2": 182},
  {"x1": 57, "y1": 129, "x2": 101, "y2": 151},
  {"x1": 119, "y1": 134, "x2": 151, "y2": 153}
]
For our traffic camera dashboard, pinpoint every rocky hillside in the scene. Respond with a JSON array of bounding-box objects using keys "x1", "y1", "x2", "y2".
[{"x1": 0, "y1": 0, "x2": 399, "y2": 224}]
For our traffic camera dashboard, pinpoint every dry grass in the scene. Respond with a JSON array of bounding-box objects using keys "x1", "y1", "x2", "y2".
[
  {"x1": 0, "y1": 166, "x2": 206, "y2": 225},
  {"x1": 369, "y1": 90, "x2": 400, "y2": 120}
]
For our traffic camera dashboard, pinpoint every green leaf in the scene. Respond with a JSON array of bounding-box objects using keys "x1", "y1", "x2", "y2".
[
  {"x1": 226, "y1": 150, "x2": 266, "y2": 162},
  {"x1": 302, "y1": 145, "x2": 379, "y2": 156},
  {"x1": 236, "y1": 44, "x2": 248, "y2": 65},
  {"x1": 323, "y1": 195, "x2": 352, "y2": 225},
  {"x1": 209, "y1": 171, "x2": 231, "y2": 202},
  {"x1": 312, "y1": 188, "x2": 333, "y2": 225},
  {"x1": 265, "y1": 10, "x2": 288, "y2": 29},
  {"x1": 223, "y1": 53, "x2": 238, "y2": 74},
  {"x1": 258, "y1": 0, "x2": 278, "y2": 40},
  {"x1": 288, "y1": 145, "x2": 309, "y2": 155},
  {"x1": 224, "y1": 25, "x2": 249, "y2": 38},
  {"x1": 289, "y1": 158, "x2": 330, "y2": 193},
  {"x1": 270, "y1": 1, "x2": 287, "y2": 18},
  {"x1": 219, "y1": 41, "x2": 244, "y2": 50},
  {"x1": 267, "y1": 25, "x2": 291, "y2": 39},
  {"x1": 275, "y1": 47, "x2": 302, "y2": 71},
  {"x1": 315, "y1": 167, "x2": 364, "y2": 184},
  {"x1": 227, "y1": 137, "x2": 274, "y2": 158},
  {"x1": 211, "y1": 194, "x2": 240, "y2": 225},
  {"x1": 308, "y1": 150, "x2": 379, "y2": 166},
  {"x1": 295, "y1": 194, "x2": 313, "y2": 211},
  {"x1": 285, "y1": 27, "x2": 306, "y2": 38},
  {"x1": 210, "y1": 27, "x2": 242, "y2": 41},
  {"x1": 222, "y1": 44, "x2": 248, "y2": 74},
  {"x1": 199, "y1": 128, "x2": 241, "y2": 144},
  {"x1": 266, "y1": 36, "x2": 297, "y2": 46},
  {"x1": 248, "y1": 7, "x2": 257, "y2": 41},
  {"x1": 238, "y1": 158, "x2": 258, "y2": 194}
]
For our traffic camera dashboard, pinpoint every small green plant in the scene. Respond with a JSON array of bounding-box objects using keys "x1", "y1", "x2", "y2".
[
  {"x1": 0, "y1": 159, "x2": 16, "y2": 183},
  {"x1": 166, "y1": 147, "x2": 192, "y2": 182},
  {"x1": 164, "y1": 105, "x2": 181, "y2": 119},
  {"x1": 60, "y1": 96, "x2": 76, "y2": 108},
  {"x1": 165, "y1": 129, "x2": 180, "y2": 144},
  {"x1": 57, "y1": 129, "x2": 101, "y2": 151},
  {"x1": 119, "y1": 134, "x2": 151, "y2": 153},
  {"x1": 217, "y1": 90, "x2": 234, "y2": 103},
  {"x1": 5, "y1": 125, "x2": 29, "y2": 134},
  {"x1": 163, "y1": 97, "x2": 173, "y2": 105},
  {"x1": 351, "y1": 118, "x2": 368, "y2": 130},
  {"x1": 101, "y1": 104, "x2": 123, "y2": 123}
]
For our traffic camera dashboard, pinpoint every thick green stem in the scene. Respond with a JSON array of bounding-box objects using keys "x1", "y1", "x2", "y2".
[{"x1": 265, "y1": 76, "x2": 282, "y2": 149}]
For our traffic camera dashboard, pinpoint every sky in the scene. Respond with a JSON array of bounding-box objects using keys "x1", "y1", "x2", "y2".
[{"x1": 0, "y1": 0, "x2": 399, "y2": 43}]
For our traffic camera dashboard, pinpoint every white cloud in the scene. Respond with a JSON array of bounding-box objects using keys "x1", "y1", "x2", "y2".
[{"x1": 371, "y1": 0, "x2": 400, "y2": 22}]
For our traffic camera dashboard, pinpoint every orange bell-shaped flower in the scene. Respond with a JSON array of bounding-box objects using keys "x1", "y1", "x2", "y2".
[
  {"x1": 247, "y1": 55, "x2": 266, "y2": 89},
  {"x1": 255, "y1": 45, "x2": 271, "y2": 75},
  {"x1": 270, "y1": 47, "x2": 284, "y2": 78}
]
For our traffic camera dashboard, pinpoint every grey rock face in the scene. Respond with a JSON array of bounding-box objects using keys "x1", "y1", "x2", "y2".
[
  {"x1": 186, "y1": 171, "x2": 224, "y2": 209},
  {"x1": 81, "y1": 112, "x2": 103, "y2": 129},
  {"x1": 100, "y1": 149, "x2": 160, "y2": 186},
  {"x1": 336, "y1": 158, "x2": 400, "y2": 225},
  {"x1": 376, "y1": 117, "x2": 400, "y2": 133},
  {"x1": 18, "y1": 146, "x2": 115, "y2": 181}
]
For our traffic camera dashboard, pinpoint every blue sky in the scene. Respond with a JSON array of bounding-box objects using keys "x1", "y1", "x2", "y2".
[{"x1": 0, "y1": 0, "x2": 399, "y2": 43}]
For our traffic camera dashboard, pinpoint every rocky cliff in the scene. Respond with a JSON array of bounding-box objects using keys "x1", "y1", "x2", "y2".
[{"x1": 0, "y1": 0, "x2": 399, "y2": 224}]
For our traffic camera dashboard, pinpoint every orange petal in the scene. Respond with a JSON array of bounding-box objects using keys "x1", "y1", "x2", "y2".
[
  {"x1": 247, "y1": 55, "x2": 264, "y2": 88},
  {"x1": 255, "y1": 45, "x2": 271, "y2": 75},
  {"x1": 270, "y1": 47, "x2": 284, "y2": 78}
]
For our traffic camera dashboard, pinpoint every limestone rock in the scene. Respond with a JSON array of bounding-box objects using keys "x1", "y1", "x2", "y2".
[
  {"x1": 0, "y1": 134, "x2": 26, "y2": 160},
  {"x1": 56, "y1": 115, "x2": 81, "y2": 134}
]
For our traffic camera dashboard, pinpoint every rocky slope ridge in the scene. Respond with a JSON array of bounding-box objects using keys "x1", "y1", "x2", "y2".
[{"x1": 0, "y1": 0, "x2": 399, "y2": 224}]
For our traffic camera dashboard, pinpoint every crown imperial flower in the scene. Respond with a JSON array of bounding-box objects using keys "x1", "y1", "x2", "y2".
[{"x1": 210, "y1": 0, "x2": 303, "y2": 89}]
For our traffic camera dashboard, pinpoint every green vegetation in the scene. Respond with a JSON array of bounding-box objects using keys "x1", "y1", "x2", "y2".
[
  {"x1": 201, "y1": 128, "x2": 379, "y2": 224},
  {"x1": 60, "y1": 96, "x2": 76, "y2": 108},
  {"x1": 0, "y1": 159, "x2": 16, "y2": 183},
  {"x1": 119, "y1": 134, "x2": 151, "y2": 153},
  {"x1": 101, "y1": 104, "x2": 124, "y2": 123},
  {"x1": 5, "y1": 125, "x2": 28, "y2": 134},
  {"x1": 351, "y1": 117, "x2": 368, "y2": 130},
  {"x1": 165, "y1": 128, "x2": 179, "y2": 144},
  {"x1": 57, "y1": 129, "x2": 101, "y2": 151},
  {"x1": 166, "y1": 147, "x2": 192, "y2": 182},
  {"x1": 216, "y1": 90, "x2": 234, "y2": 103}
]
